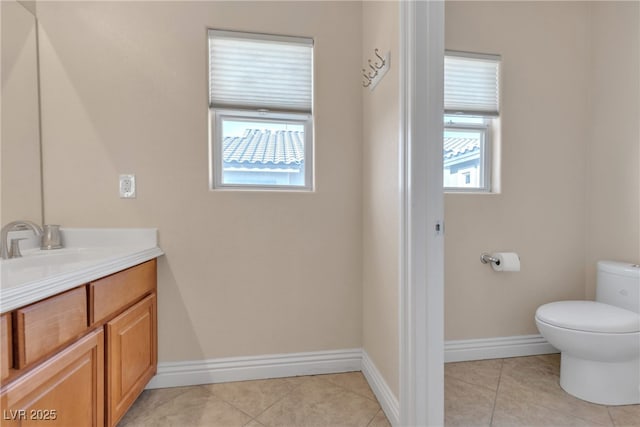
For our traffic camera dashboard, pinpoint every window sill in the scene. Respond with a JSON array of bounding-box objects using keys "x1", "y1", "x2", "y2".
[
  {"x1": 444, "y1": 190, "x2": 500, "y2": 195},
  {"x1": 210, "y1": 186, "x2": 315, "y2": 193}
]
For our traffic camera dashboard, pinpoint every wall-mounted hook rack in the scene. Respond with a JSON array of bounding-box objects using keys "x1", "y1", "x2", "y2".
[{"x1": 362, "y1": 48, "x2": 390, "y2": 91}]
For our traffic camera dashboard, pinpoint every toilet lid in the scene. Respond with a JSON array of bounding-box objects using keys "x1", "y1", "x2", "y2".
[{"x1": 536, "y1": 301, "x2": 640, "y2": 333}]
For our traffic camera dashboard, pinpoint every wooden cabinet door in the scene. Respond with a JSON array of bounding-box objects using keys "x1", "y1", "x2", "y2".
[
  {"x1": 0, "y1": 329, "x2": 104, "y2": 426},
  {"x1": 105, "y1": 294, "x2": 156, "y2": 427},
  {"x1": 1, "y1": 314, "x2": 12, "y2": 382}
]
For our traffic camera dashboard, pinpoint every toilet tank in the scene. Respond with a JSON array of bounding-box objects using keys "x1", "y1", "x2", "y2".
[{"x1": 596, "y1": 261, "x2": 640, "y2": 313}]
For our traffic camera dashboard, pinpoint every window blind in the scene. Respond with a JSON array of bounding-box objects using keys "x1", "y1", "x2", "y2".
[
  {"x1": 444, "y1": 51, "x2": 500, "y2": 116},
  {"x1": 209, "y1": 30, "x2": 313, "y2": 113}
]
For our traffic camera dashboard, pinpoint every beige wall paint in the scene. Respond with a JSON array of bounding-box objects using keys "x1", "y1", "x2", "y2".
[
  {"x1": 445, "y1": 1, "x2": 640, "y2": 340},
  {"x1": 37, "y1": 1, "x2": 364, "y2": 361},
  {"x1": 585, "y1": 2, "x2": 640, "y2": 298},
  {"x1": 362, "y1": 1, "x2": 399, "y2": 398},
  {"x1": 28, "y1": 0, "x2": 635, "y2": 385},
  {"x1": 1, "y1": 0, "x2": 42, "y2": 225},
  {"x1": 444, "y1": 2, "x2": 591, "y2": 340}
]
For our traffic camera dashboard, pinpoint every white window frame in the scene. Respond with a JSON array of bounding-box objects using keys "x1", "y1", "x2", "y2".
[
  {"x1": 208, "y1": 29, "x2": 314, "y2": 191},
  {"x1": 443, "y1": 116, "x2": 492, "y2": 193},
  {"x1": 209, "y1": 109, "x2": 313, "y2": 191},
  {"x1": 444, "y1": 50, "x2": 500, "y2": 193}
]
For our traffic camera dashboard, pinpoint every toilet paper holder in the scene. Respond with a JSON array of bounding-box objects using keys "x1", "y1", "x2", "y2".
[{"x1": 480, "y1": 253, "x2": 500, "y2": 265}]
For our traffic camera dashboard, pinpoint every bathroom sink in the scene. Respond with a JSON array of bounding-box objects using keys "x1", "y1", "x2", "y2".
[
  {"x1": 12, "y1": 247, "x2": 88, "y2": 258},
  {"x1": 0, "y1": 246, "x2": 148, "y2": 291},
  {"x1": 0, "y1": 227, "x2": 163, "y2": 313},
  {"x1": 3, "y1": 247, "x2": 102, "y2": 267}
]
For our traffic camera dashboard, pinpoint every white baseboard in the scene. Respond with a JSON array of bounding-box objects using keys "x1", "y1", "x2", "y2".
[
  {"x1": 146, "y1": 336, "x2": 554, "y2": 422},
  {"x1": 445, "y1": 334, "x2": 558, "y2": 363},
  {"x1": 146, "y1": 348, "x2": 362, "y2": 389},
  {"x1": 361, "y1": 350, "x2": 400, "y2": 427},
  {"x1": 148, "y1": 347, "x2": 401, "y2": 426}
]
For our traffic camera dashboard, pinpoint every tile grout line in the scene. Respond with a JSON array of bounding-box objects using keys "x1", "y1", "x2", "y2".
[
  {"x1": 491, "y1": 356, "x2": 619, "y2": 427},
  {"x1": 207, "y1": 373, "x2": 379, "y2": 426},
  {"x1": 242, "y1": 417, "x2": 259, "y2": 427},
  {"x1": 606, "y1": 407, "x2": 617, "y2": 427},
  {"x1": 366, "y1": 409, "x2": 383, "y2": 427},
  {"x1": 201, "y1": 385, "x2": 260, "y2": 423},
  {"x1": 560, "y1": 406, "x2": 619, "y2": 427},
  {"x1": 249, "y1": 374, "x2": 382, "y2": 425},
  {"x1": 239, "y1": 376, "x2": 312, "y2": 424},
  {"x1": 518, "y1": 356, "x2": 619, "y2": 426},
  {"x1": 488, "y1": 358, "x2": 505, "y2": 426},
  {"x1": 446, "y1": 375, "x2": 502, "y2": 395},
  {"x1": 314, "y1": 373, "x2": 381, "y2": 404},
  {"x1": 120, "y1": 386, "x2": 199, "y2": 425}
]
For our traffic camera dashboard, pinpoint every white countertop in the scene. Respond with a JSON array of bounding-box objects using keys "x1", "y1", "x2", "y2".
[{"x1": 0, "y1": 228, "x2": 163, "y2": 313}]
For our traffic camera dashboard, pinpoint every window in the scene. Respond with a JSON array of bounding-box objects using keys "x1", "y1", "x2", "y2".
[
  {"x1": 443, "y1": 115, "x2": 490, "y2": 190},
  {"x1": 208, "y1": 30, "x2": 313, "y2": 190},
  {"x1": 444, "y1": 51, "x2": 500, "y2": 192}
]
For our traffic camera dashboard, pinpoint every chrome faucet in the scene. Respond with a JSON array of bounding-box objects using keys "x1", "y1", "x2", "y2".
[{"x1": 0, "y1": 220, "x2": 43, "y2": 259}]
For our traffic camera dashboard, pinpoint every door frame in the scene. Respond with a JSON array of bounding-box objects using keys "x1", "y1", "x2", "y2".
[{"x1": 398, "y1": 1, "x2": 445, "y2": 425}]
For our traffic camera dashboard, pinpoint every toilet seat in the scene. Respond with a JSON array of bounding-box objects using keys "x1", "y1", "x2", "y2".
[{"x1": 536, "y1": 301, "x2": 640, "y2": 333}]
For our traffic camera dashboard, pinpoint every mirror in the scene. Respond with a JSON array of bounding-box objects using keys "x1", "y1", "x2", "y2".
[{"x1": 1, "y1": 0, "x2": 43, "y2": 225}]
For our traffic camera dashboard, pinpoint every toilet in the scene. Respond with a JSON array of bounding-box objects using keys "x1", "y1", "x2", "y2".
[{"x1": 535, "y1": 261, "x2": 640, "y2": 406}]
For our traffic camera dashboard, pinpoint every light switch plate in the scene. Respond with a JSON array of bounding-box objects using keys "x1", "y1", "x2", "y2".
[{"x1": 119, "y1": 174, "x2": 136, "y2": 198}]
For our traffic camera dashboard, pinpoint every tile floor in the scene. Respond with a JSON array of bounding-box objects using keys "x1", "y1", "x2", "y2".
[
  {"x1": 445, "y1": 354, "x2": 640, "y2": 427},
  {"x1": 120, "y1": 354, "x2": 640, "y2": 427},
  {"x1": 118, "y1": 372, "x2": 390, "y2": 427}
]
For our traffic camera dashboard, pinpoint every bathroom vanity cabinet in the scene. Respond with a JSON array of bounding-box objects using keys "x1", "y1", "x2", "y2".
[{"x1": 0, "y1": 259, "x2": 157, "y2": 426}]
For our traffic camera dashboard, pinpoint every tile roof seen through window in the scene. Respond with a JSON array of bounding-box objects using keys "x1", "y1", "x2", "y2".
[
  {"x1": 443, "y1": 137, "x2": 479, "y2": 160},
  {"x1": 223, "y1": 129, "x2": 304, "y2": 165},
  {"x1": 223, "y1": 131, "x2": 476, "y2": 166}
]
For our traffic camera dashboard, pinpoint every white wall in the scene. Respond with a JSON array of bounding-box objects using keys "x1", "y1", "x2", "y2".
[{"x1": 37, "y1": 1, "x2": 364, "y2": 363}]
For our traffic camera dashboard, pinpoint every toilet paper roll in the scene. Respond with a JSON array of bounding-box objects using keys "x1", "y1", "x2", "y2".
[{"x1": 491, "y1": 252, "x2": 520, "y2": 272}]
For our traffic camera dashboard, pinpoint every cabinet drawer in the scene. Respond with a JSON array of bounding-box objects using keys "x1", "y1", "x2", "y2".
[
  {"x1": 90, "y1": 260, "x2": 156, "y2": 325},
  {"x1": 15, "y1": 287, "x2": 88, "y2": 369},
  {"x1": 1, "y1": 313, "x2": 12, "y2": 381}
]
